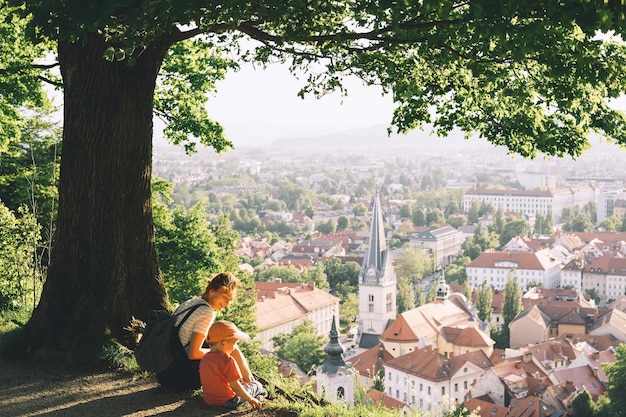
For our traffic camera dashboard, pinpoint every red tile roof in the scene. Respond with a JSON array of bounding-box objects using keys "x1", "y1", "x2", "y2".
[{"x1": 364, "y1": 389, "x2": 406, "y2": 410}]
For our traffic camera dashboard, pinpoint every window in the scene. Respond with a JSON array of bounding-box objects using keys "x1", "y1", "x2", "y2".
[
  {"x1": 464, "y1": 381, "x2": 468, "y2": 390},
  {"x1": 442, "y1": 387, "x2": 445, "y2": 395},
  {"x1": 455, "y1": 383, "x2": 458, "y2": 392},
  {"x1": 368, "y1": 294, "x2": 374, "y2": 302},
  {"x1": 428, "y1": 386, "x2": 431, "y2": 395},
  {"x1": 369, "y1": 304, "x2": 374, "y2": 312}
]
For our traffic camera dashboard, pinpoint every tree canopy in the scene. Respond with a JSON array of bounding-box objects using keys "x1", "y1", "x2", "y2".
[{"x1": 4, "y1": 0, "x2": 626, "y2": 361}]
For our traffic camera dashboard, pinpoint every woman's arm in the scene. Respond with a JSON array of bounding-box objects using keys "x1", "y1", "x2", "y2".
[{"x1": 187, "y1": 332, "x2": 209, "y2": 360}]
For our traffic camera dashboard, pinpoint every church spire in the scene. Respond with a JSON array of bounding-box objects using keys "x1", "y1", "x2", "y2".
[
  {"x1": 357, "y1": 193, "x2": 397, "y2": 337},
  {"x1": 316, "y1": 316, "x2": 355, "y2": 405},
  {"x1": 364, "y1": 194, "x2": 387, "y2": 273},
  {"x1": 320, "y1": 316, "x2": 347, "y2": 374}
]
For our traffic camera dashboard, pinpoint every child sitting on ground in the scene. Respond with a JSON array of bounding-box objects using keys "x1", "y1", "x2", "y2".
[{"x1": 200, "y1": 320, "x2": 266, "y2": 410}]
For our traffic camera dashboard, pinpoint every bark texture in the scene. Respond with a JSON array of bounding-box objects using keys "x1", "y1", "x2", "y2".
[{"x1": 20, "y1": 34, "x2": 172, "y2": 362}]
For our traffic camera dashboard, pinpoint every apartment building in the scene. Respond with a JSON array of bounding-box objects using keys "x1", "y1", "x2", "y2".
[
  {"x1": 466, "y1": 249, "x2": 561, "y2": 291},
  {"x1": 464, "y1": 185, "x2": 599, "y2": 224},
  {"x1": 409, "y1": 225, "x2": 465, "y2": 269},
  {"x1": 255, "y1": 281, "x2": 339, "y2": 351}
]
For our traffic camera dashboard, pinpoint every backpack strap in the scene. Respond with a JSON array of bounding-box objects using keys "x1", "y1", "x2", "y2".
[
  {"x1": 173, "y1": 303, "x2": 211, "y2": 348},
  {"x1": 174, "y1": 303, "x2": 207, "y2": 329}
]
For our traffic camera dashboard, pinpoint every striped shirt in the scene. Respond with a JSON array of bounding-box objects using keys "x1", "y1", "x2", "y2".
[{"x1": 174, "y1": 296, "x2": 214, "y2": 349}]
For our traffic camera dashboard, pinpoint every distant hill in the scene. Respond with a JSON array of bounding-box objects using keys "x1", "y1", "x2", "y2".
[{"x1": 265, "y1": 124, "x2": 496, "y2": 152}]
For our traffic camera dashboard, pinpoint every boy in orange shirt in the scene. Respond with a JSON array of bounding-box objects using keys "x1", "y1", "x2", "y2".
[{"x1": 200, "y1": 320, "x2": 266, "y2": 410}]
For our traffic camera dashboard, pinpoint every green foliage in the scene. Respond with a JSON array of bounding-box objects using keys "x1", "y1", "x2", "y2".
[
  {"x1": 338, "y1": 293, "x2": 358, "y2": 331},
  {"x1": 462, "y1": 225, "x2": 500, "y2": 259},
  {"x1": 498, "y1": 216, "x2": 532, "y2": 247},
  {"x1": 586, "y1": 288, "x2": 601, "y2": 304},
  {"x1": 425, "y1": 280, "x2": 439, "y2": 303},
  {"x1": 323, "y1": 258, "x2": 359, "y2": 299},
  {"x1": 598, "y1": 215, "x2": 622, "y2": 232},
  {"x1": 0, "y1": 110, "x2": 61, "y2": 217},
  {"x1": 317, "y1": 219, "x2": 336, "y2": 234},
  {"x1": 255, "y1": 264, "x2": 329, "y2": 291},
  {"x1": 602, "y1": 344, "x2": 626, "y2": 417},
  {"x1": 412, "y1": 208, "x2": 426, "y2": 226},
  {"x1": 155, "y1": 39, "x2": 237, "y2": 154},
  {"x1": 272, "y1": 320, "x2": 326, "y2": 375},
  {"x1": 0, "y1": 111, "x2": 59, "y2": 317},
  {"x1": 414, "y1": 282, "x2": 426, "y2": 307},
  {"x1": 154, "y1": 200, "x2": 224, "y2": 304},
  {"x1": 571, "y1": 389, "x2": 599, "y2": 417},
  {"x1": 445, "y1": 256, "x2": 470, "y2": 285},
  {"x1": 98, "y1": 340, "x2": 141, "y2": 373},
  {"x1": 502, "y1": 270, "x2": 522, "y2": 326},
  {"x1": 278, "y1": 401, "x2": 401, "y2": 417},
  {"x1": 394, "y1": 245, "x2": 434, "y2": 285},
  {"x1": 426, "y1": 208, "x2": 445, "y2": 227},
  {"x1": 0, "y1": 202, "x2": 42, "y2": 313},
  {"x1": 302, "y1": 264, "x2": 330, "y2": 292},
  {"x1": 500, "y1": 270, "x2": 523, "y2": 347},
  {"x1": 0, "y1": 4, "x2": 53, "y2": 153},
  {"x1": 352, "y1": 203, "x2": 367, "y2": 217},
  {"x1": 476, "y1": 280, "x2": 493, "y2": 323},
  {"x1": 561, "y1": 205, "x2": 594, "y2": 232},
  {"x1": 336, "y1": 215, "x2": 350, "y2": 231},
  {"x1": 446, "y1": 213, "x2": 467, "y2": 228},
  {"x1": 371, "y1": 368, "x2": 385, "y2": 392},
  {"x1": 152, "y1": 180, "x2": 261, "y2": 373},
  {"x1": 397, "y1": 275, "x2": 415, "y2": 314},
  {"x1": 461, "y1": 279, "x2": 473, "y2": 305}
]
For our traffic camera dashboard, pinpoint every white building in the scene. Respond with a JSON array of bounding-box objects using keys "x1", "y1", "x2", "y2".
[
  {"x1": 383, "y1": 347, "x2": 492, "y2": 414},
  {"x1": 466, "y1": 249, "x2": 561, "y2": 290},
  {"x1": 464, "y1": 185, "x2": 599, "y2": 224},
  {"x1": 255, "y1": 281, "x2": 339, "y2": 351}
]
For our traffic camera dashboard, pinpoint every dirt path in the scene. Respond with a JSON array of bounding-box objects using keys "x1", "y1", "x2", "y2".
[{"x1": 0, "y1": 355, "x2": 293, "y2": 417}]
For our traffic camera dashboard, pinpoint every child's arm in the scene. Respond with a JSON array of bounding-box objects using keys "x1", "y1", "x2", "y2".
[
  {"x1": 231, "y1": 347, "x2": 254, "y2": 382},
  {"x1": 229, "y1": 379, "x2": 262, "y2": 409}
]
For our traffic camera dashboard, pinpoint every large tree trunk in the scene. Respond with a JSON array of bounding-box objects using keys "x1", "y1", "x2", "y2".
[{"x1": 20, "y1": 34, "x2": 171, "y2": 362}]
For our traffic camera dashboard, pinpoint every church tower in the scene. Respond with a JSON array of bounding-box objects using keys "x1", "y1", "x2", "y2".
[
  {"x1": 358, "y1": 194, "x2": 397, "y2": 337},
  {"x1": 316, "y1": 317, "x2": 355, "y2": 405}
]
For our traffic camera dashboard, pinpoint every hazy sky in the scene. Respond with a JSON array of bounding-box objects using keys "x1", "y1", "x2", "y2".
[
  {"x1": 204, "y1": 63, "x2": 395, "y2": 146},
  {"x1": 204, "y1": 61, "x2": 626, "y2": 149}
]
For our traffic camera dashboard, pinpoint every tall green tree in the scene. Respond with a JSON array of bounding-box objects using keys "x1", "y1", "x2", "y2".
[
  {"x1": 397, "y1": 275, "x2": 415, "y2": 314},
  {"x1": 476, "y1": 280, "x2": 493, "y2": 324},
  {"x1": 501, "y1": 270, "x2": 523, "y2": 347},
  {"x1": 6, "y1": 0, "x2": 626, "y2": 362},
  {"x1": 603, "y1": 343, "x2": 626, "y2": 417},
  {"x1": 467, "y1": 200, "x2": 481, "y2": 224},
  {"x1": 412, "y1": 208, "x2": 427, "y2": 226}
]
